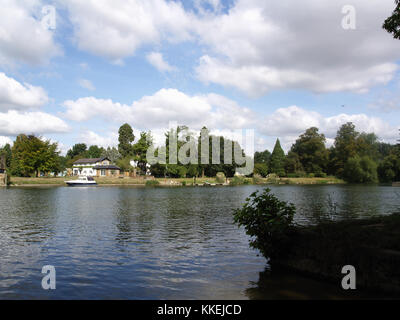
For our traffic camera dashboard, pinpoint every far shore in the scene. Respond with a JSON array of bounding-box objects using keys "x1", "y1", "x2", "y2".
[{"x1": 7, "y1": 176, "x2": 345, "y2": 187}]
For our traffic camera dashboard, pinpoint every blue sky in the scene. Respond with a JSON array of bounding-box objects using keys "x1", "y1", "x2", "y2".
[{"x1": 0, "y1": 0, "x2": 399, "y2": 154}]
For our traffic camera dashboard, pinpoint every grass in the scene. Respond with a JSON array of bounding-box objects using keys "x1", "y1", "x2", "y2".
[{"x1": 8, "y1": 175, "x2": 345, "y2": 186}]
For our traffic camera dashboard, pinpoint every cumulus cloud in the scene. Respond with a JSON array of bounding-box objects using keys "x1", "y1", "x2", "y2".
[
  {"x1": 79, "y1": 130, "x2": 118, "y2": 148},
  {"x1": 0, "y1": 136, "x2": 12, "y2": 147},
  {"x1": 78, "y1": 78, "x2": 95, "y2": 91},
  {"x1": 0, "y1": 110, "x2": 69, "y2": 136},
  {"x1": 64, "y1": 0, "x2": 193, "y2": 62},
  {"x1": 195, "y1": 0, "x2": 400, "y2": 95},
  {"x1": 62, "y1": 88, "x2": 256, "y2": 130},
  {"x1": 259, "y1": 105, "x2": 399, "y2": 150},
  {"x1": 0, "y1": 0, "x2": 61, "y2": 67},
  {"x1": 146, "y1": 52, "x2": 176, "y2": 72},
  {"x1": 0, "y1": 73, "x2": 49, "y2": 111}
]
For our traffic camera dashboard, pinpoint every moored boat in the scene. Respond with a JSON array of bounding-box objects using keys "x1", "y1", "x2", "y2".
[{"x1": 65, "y1": 176, "x2": 97, "y2": 186}]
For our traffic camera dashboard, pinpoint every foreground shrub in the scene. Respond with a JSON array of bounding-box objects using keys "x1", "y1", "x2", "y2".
[{"x1": 233, "y1": 188, "x2": 296, "y2": 258}]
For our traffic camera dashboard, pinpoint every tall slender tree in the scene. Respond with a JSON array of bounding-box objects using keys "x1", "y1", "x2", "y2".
[
  {"x1": 118, "y1": 123, "x2": 135, "y2": 158},
  {"x1": 269, "y1": 139, "x2": 286, "y2": 176}
]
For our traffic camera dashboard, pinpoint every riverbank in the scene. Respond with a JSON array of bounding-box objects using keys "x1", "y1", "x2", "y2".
[
  {"x1": 8, "y1": 176, "x2": 345, "y2": 186},
  {"x1": 272, "y1": 213, "x2": 400, "y2": 295}
]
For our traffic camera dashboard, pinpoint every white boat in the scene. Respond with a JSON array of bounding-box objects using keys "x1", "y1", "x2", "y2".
[{"x1": 65, "y1": 176, "x2": 97, "y2": 186}]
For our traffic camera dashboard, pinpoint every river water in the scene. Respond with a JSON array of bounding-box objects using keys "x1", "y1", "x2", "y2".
[{"x1": 0, "y1": 185, "x2": 398, "y2": 299}]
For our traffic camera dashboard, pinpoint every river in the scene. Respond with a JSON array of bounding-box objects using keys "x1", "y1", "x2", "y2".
[{"x1": 0, "y1": 185, "x2": 398, "y2": 299}]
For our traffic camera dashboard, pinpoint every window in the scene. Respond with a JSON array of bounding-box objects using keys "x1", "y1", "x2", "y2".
[{"x1": 101, "y1": 169, "x2": 106, "y2": 176}]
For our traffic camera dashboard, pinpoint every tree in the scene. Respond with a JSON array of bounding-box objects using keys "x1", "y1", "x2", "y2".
[
  {"x1": 284, "y1": 151, "x2": 304, "y2": 175},
  {"x1": 254, "y1": 163, "x2": 269, "y2": 177},
  {"x1": 11, "y1": 135, "x2": 60, "y2": 177},
  {"x1": 101, "y1": 147, "x2": 121, "y2": 163},
  {"x1": 269, "y1": 139, "x2": 286, "y2": 176},
  {"x1": 330, "y1": 122, "x2": 359, "y2": 177},
  {"x1": 343, "y1": 156, "x2": 378, "y2": 183},
  {"x1": 118, "y1": 123, "x2": 135, "y2": 157},
  {"x1": 87, "y1": 145, "x2": 105, "y2": 158},
  {"x1": 132, "y1": 132, "x2": 152, "y2": 174},
  {"x1": 378, "y1": 154, "x2": 400, "y2": 182},
  {"x1": 67, "y1": 143, "x2": 87, "y2": 159},
  {"x1": 0, "y1": 143, "x2": 12, "y2": 168},
  {"x1": 290, "y1": 127, "x2": 328, "y2": 174},
  {"x1": 254, "y1": 150, "x2": 271, "y2": 164},
  {"x1": 383, "y1": 0, "x2": 400, "y2": 39}
]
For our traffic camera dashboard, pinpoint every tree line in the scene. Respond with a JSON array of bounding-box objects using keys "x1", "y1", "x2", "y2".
[
  {"x1": 1, "y1": 122, "x2": 399, "y2": 182},
  {"x1": 254, "y1": 123, "x2": 400, "y2": 183}
]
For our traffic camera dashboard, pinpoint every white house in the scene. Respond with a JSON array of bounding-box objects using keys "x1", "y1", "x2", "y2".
[{"x1": 72, "y1": 157, "x2": 121, "y2": 177}]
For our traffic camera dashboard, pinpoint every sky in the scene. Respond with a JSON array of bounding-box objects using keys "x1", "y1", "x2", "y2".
[{"x1": 0, "y1": 0, "x2": 400, "y2": 155}]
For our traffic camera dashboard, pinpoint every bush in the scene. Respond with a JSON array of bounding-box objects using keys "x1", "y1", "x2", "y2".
[
  {"x1": 230, "y1": 175, "x2": 250, "y2": 186},
  {"x1": 216, "y1": 172, "x2": 226, "y2": 184},
  {"x1": 254, "y1": 163, "x2": 269, "y2": 177},
  {"x1": 233, "y1": 188, "x2": 296, "y2": 258},
  {"x1": 252, "y1": 174, "x2": 264, "y2": 184},
  {"x1": 145, "y1": 179, "x2": 160, "y2": 186},
  {"x1": 344, "y1": 156, "x2": 378, "y2": 183}
]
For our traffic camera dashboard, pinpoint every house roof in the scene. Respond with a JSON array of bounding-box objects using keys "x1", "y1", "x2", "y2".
[
  {"x1": 93, "y1": 165, "x2": 121, "y2": 170},
  {"x1": 73, "y1": 157, "x2": 109, "y2": 165}
]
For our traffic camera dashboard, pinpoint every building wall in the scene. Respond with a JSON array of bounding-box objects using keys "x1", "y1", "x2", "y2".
[{"x1": 96, "y1": 169, "x2": 120, "y2": 177}]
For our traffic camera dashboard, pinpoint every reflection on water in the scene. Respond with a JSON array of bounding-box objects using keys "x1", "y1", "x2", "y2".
[{"x1": 0, "y1": 185, "x2": 399, "y2": 299}]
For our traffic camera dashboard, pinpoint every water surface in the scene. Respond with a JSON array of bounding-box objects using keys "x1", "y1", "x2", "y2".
[{"x1": 0, "y1": 185, "x2": 398, "y2": 299}]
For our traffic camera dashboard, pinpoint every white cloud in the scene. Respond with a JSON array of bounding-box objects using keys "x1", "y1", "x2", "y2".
[
  {"x1": 258, "y1": 105, "x2": 399, "y2": 151},
  {"x1": 78, "y1": 78, "x2": 95, "y2": 91},
  {"x1": 146, "y1": 52, "x2": 176, "y2": 72},
  {"x1": 62, "y1": 88, "x2": 256, "y2": 131},
  {"x1": 194, "y1": 0, "x2": 400, "y2": 95},
  {"x1": 0, "y1": 0, "x2": 61, "y2": 67},
  {"x1": 0, "y1": 72, "x2": 49, "y2": 111},
  {"x1": 0, "y1": 110, "x2": 69, "y2": 136},
  {"x1": 79, "y1": 130, "x2": 118, "y2": 148},
  {"x1": 0, "y1": 136, "x2": 12, "y2": 147},
  {"x1": 65, "y1": 0, "x2": 193, "y2": 62}
]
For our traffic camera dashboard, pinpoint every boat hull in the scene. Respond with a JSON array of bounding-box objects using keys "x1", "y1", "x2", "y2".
[{"x1": 66, "y1": 182, "x2": 97, "y2": 186}]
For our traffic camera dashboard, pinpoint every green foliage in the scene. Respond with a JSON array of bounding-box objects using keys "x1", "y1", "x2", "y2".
[
  {"x1": 284, "y1": 151, "x2": 303, "y2": 174},
  {"x1": 254, "y1": 149, "x2": 271, "y2": 164},
  {"x1": 132, "y1": 131, "x2": 152, "y2": 174},
  {"x1": 0, "y1": 144, "x2": 12, "y2": 168},
  {"x1": 269, "y1": 139, "x2": 286, "y2": 176},
  {"x1": 330, "y1": 122, "x2": 359, "y2": 177},
  {"x1": 254, "y1": 163, "x2": 269, "y2": 177},
  {"x1": 11, "y1": 134, "x2": 60, "y2": 177},
  {"x1": 67, "y1": 143, "x2": 87, "y2": 159},
  {"x1": 216, "y1": 172, "x2": 226, "y2": 183},
  {"x1": 87, "y1": 145, "x2": 105, "y2": 158},
  {"x1": 166, "y1": 164, "x2": 187, "y2": 178},
  {"x1": 378, "y1": 153, "x2": 400, "y2": 183},
  {"x1": 145, "y1": 179, "x2": 160, "y2": 186},
  {"x1": 118, "y1": 123, "x2": 135, "y2": 157},
  {"x1": 383, "y1": 0, "x2": 400, "y2": 39},
  {"x1": 116, "y1": 156, "x2": 134, "y2": 172},
  {"x1": 290, "y1": 127, "x2": 329, "y2": 174},
  {"x1": 233, "y1": 188, "x2": 296, "y2": 258},
  {"x1": 343, "y1": 156, "x2": 378, "y2": 183},
  {"x1": 230, "y1": 175, "x2": 250, "y2": 185},
  {"x1": 101, "y1": 147, "x2": 121, "y2": 163}
]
